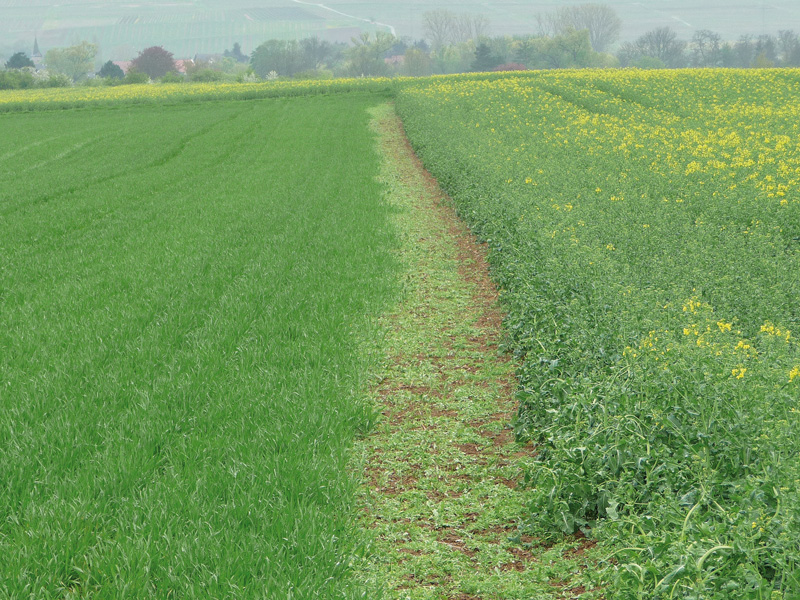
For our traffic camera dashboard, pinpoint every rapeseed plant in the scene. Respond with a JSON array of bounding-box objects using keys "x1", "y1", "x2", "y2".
[{"x1": 397, "y1": 68, "x2": 800, "y2": 599}]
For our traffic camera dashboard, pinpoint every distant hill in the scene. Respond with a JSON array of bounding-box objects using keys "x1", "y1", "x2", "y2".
[{"x1": 2, "y1": 0, "x2": 799, "y2": 62}]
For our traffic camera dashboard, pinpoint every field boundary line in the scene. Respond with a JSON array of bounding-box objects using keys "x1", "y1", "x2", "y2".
[{"x1": 353, "y1": 103, "x2": 602, "y2": 599}]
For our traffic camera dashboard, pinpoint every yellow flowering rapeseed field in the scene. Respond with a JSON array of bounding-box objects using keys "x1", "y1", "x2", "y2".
[
  {"x1": 397, "y1": 69, "x2": 800, "y2": 599},
  {"x1": 0, "y1": 78, "x2": 395, "y2": 112}
]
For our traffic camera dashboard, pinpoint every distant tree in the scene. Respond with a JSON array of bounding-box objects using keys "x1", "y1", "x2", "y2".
[
  {"x1": 512, "y1": 37, "x2": 539, "y2": 67},
  {"x1": 386, "y1": 37, "x2": 410, "y2": 57},
  {"x1": 218, "y1": 57, "x2": 242, "y2": 74},
  {"x1": 753, "y1": 51, "x2": 774, "y2": 68},
  {"x1": 754, "y1": 34, "x2": 778, "y2": 66},
  {"x1": 300, "y1": 37, "x2": 340, "y2": 70},
  {"x1": 631, "y1": 55, "x2": 666, "y2": 69},
  {"x1": 344, "y1": 32, "x2": 395, "y2": 77},
  {"x1": 486, "y1": 36, "x2": 515, "y2": 65},
  {"x1": 188, "y1": 69, "x2": 224, "y2": 82},
  {"x1": 536, "y1": 3, "x2": 621, "y2": 53},
  {"x1": 97, "y1": 60, "x2": 125, "y2": 79},
  {"x1": 620, "y1": 27, "x2": 686, "y2": 68},
  {"x1": 512, "y1": 30, "x2": 602, "y2": 69},
  {"x1": 690, "y1": 30, "x2": 722, "y2": 67},
  {"x1": 431, "y1": 42, "x2": 476, "y2": 74},
  {"x1": 727, "y1": 33, "x2": 780, "y2": 67},
  {"x1": 778, "y1": 30, "x2": 800, "y2": 66},
  {"x1": 161, "y1": 70, "x2": 184, "y2": 83},
  {"x1": 616, "y1": 41, "x2": 639, "y2": 67},
  {"x1": 454, "y1": 13, "x2": 490, "y2": 44},
  {"x1": 423, "y1": 10, "x2": 489, "y2": 50},
  {"x1": 5, "y1": 52, "x2": 34, "y2": 69},
  {"x1": 123, "y1": 70, "x2": 150, "y2": 84},
  {"x1": 423, "y1": 9, "x2": 456, "y2": 50},
  {"x1": 223, "y1": 42, "x2": 248, "y2": 63},
  {"x1": 719, "y1": 42, "x2": 738, "y2": 68},
  {"x1": 38, "y1": 72, "x2": 72, "y2": 88},
  {"x1": 733, "y1": 35, "x2": 755, "y2": 68},
  {"x1": 0, "y1": 69, "x2": 35, "y2": 89},
  {"x1": 249, "y1": 37, "x2": 344, "y2": 78},
  {"x1": 403, "y1": 47, "x2": 432, "y2": 76},
  {"x1": 130, "y1": 46, "x2": 177, "y2": 79},
  {"x1": 45, "y1": 41, "x2": 97, "y2": 81},
  {"x1": 538, "y1": 29, "x2": 597, "y2": 68},
  {"x1": 413, "y1": 39, "x2": 430, "y2": 52},
  {"x1": 471, "y1": 42, "x2": 501, "y2": 72},
  {"x1": 251, "y1": 39, "x2": 304, "y2": 78},
  {"x1": 184, "y1": 59, "x2": 209, "y2": 78}
]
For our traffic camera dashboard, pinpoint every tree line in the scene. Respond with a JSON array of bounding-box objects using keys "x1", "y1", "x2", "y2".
[{"x1": 3, "y1": 3, "x2": 800, "y2": 90}]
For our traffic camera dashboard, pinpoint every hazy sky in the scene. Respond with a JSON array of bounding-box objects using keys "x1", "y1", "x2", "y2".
[{"x1": 3, "y1": 1, "x2": 800, "y2": 59}]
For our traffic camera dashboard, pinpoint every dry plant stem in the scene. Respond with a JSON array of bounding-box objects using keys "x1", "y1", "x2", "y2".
[{"x1": 356, "y1": 104, "x2": 602, "y2": 599}]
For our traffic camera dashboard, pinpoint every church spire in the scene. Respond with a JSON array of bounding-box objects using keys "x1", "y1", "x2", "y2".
[{"x1": 33, "y1": 36, "x2": 41, "y2": 57}]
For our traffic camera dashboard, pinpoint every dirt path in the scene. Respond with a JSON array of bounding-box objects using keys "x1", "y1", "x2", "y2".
[{"x1": 354, "y1": 105, "x2": 602, "y2": 599}]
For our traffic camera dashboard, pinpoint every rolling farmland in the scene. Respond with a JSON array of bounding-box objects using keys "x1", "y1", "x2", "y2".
[{"x1": 1, "y1": 68, "x2": 800, "y2": 598}]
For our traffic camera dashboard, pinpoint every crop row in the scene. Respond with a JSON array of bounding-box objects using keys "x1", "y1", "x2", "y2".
[{"x1": 397, "y1": 69, "x2": 800, "y2": 598}]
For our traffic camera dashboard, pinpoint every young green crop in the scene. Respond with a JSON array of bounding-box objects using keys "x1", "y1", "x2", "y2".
[
  {"x1": 0, "y1": 95, "x2": 398, "y2": 597},
  {"x1": 397, "y1": 69, "x2": 800, "y2": 598}
]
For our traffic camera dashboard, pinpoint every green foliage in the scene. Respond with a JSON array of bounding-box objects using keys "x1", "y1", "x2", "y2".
[
  {"x1": 160, "y1": 70, "x2": 184, "y2": 83},
  {"x1": 123, "y1": 70, "x2": 149, "y2": 85},
  {"x1": 753, "y1": 50, "x2": 775, "y2": 68},
  {"x1": 0, "y1": 94, "x2": 398, "y2": 597},
  {"x1": 397, "y1": 70, "x2": 800, "y2": 598},
  {"x1": 80, "y1": 76, "x2": 114, "y2": 87},
  {"x1": 0, "y1": 68, "x2": 34, "y2": 89},
  {"x1": 224, "y1": 42, "x2": 248, "y2": 63},
  {"x1": 44, "y1": 41, "x2": 97, "y2": 82},
  {"x1": 343, "y1": 32, "x2": 395, "y2": 78},
  {"x1": 403, "y1": 47, "x2": 432, "y2": 77},
  {"x1": 38, "y1": 72, "x2": 72, "y2": 88},
  {"x1": 5, "y1": 51, "x2": 34, "y2": 69},
  {"x1": 186, "y1": 69, "x2": 223, "y2": 83},
  {"x1": 250, "y1": 37, "x2": 342, "y2": 79},
  {"x1": 98, "y1": 60, "x2": 125, "y2": 80},
  {"x1": 471, "y1": 42, "x2": 501, "y2": 72},
  {"x1": 632, "y1": 55, "x2": 667, "y2": 69},
  {"x1": 512, "y1": 30, "x2": 605, "y2": 69},
  {"x1": 250, "y1": 39, "x2": 303, "y2": 78},
  {"x1": 430, "y1": 42, "x2": 476, "y2": 74},
  {"x1": 536, "y1": 3, "x2": 622, "y2": 53}
]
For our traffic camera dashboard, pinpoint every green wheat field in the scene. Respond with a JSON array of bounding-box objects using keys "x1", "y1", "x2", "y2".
[{"x1": 0, "y1": 92, "x2": 399, "y2": 597}]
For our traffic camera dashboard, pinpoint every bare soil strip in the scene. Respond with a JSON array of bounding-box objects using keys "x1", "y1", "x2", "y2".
[{"x1": 354, "y1": 105, "x2": 602, "y2": 599}]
